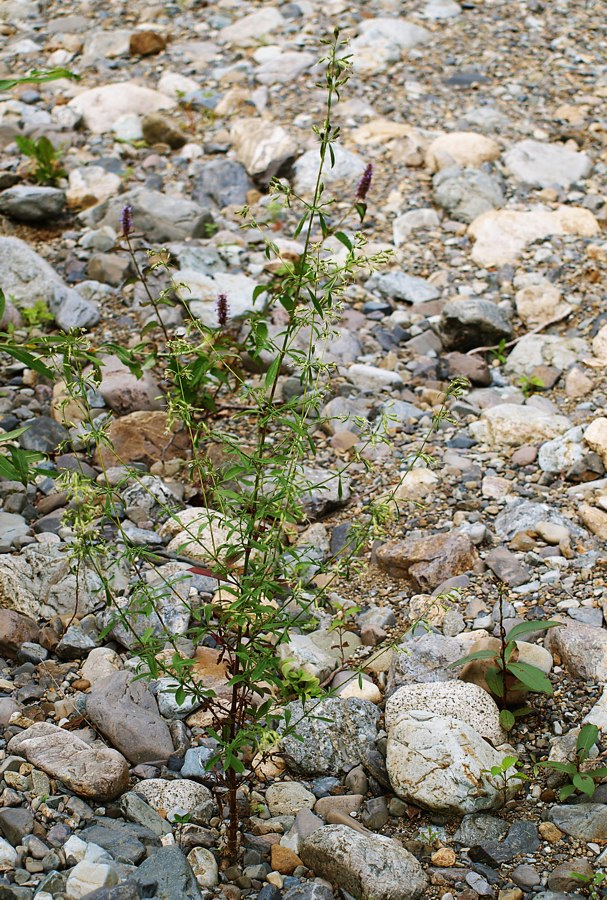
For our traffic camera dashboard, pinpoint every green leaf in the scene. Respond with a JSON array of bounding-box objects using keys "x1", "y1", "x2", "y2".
[
  {"x1": 0, "y1": 68, "x2": 78, "y2": 91},
  {"x1": 587, "y1": 766, "x2": 607, "y2": 779},
  {"x1": 264, "y1": 356, "x2": 281, "y2": 389},
  {"x1": 0, "y1": 288, "x2": 5, "y2": 324},
  {"x1": 559, "y1": 783, "x2": 577, "y2": 801},
  {"x1": 506, "y1": 619, "x2": 560, "y2": 642},
  {"x1": 499, "y1": 710, "x2": 515, "y2": 731},
  {"x1": 572, "y1": 772, "x2": 596, "y2": 797},
  {"x1": 507, "y1": 661, "x2": 552, "y2": 694},
  {"x1": 448, "y1": 649, "x2": 497, "y2": 668},
  {"x1": 540, "y1": 760, "x2": 577, "y2": 775},
  {"x1": 0, "y1": 344, "x2": 53, "y2": 378},
  {"x1": 334, "y1": 231, "x2": 353, "y2": 252},
  {"x1": 577, "y1": 723, "x2": 599, "y2": 759},
  {"x1": 485, "y1": 666, "x2": 505, "y2": 698}
]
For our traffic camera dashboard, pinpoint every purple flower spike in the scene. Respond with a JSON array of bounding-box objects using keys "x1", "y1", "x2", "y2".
[
  {"x1": 120, "y1": 203, "x2": 133, "y2": 237},
  {"x1": 216, "y1": 293, "x2": 229, "y2": 327},
  {"x1": 356, "y1": 163, "x2": 373, "y2": 201}
]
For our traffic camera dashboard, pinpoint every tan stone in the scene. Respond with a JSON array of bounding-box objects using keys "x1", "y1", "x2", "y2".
[
  {"x1": 584, "y1": 417, "x2": 607, "y2": 465},
  {"x1": 515, "y1": 281, "x2": 571, "y2": 328},
  {"x1": 270, "y1": 844, "x2": 302, "y2": 875},
  {"x1": 426, "y1": 131, "x2": 500, "y2": 171},
  {"x1": 94, "y1": 410, "x2": 190, "y2": 468},
  {"x1": 431, "y1": 847, "x2": 456, "y2": 867},
  {"x1": 592, "y1": 324, "x2": 607, "y2": 361},
  {"x1": 579, "y1": 503, "x2": 607, "y2": 539},
  {"x1": 539, "y1": 821, "x2": 563, "y2": 842},
  {"x1": 315, "y1": 795, "x2": 364, "y2": 818},
  {"x1": 468, "y1": 206, "x2": 599, "y2": 266},
  {"x1": 129, "y1": 30, "x2": 166, "y2": 56},
  {"x1": 565, "y1": 367, "x2": 593, "y2": 398},
  {"x1": 376, "y1": 532, "x2": 478, "y2": 591}
]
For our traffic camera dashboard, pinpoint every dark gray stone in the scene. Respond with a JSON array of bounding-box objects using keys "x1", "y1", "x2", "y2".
[
  {"x1": 192, "y1": 159, "x2": 253, "y2": 208},
  {"x1": 19, "y1": 417, "x2": 69, "y2": 454},
  {"x1": 0, "y1": 807, "x2": 33, "y2": 845},
  {"x1": 484, "y1": 547, "x2": 531, "y2": 587},
  {"x1": 453, "y1": 814, "x2": 509, "y2": 846},
  {"x1": 283, "y1": 885, "x2": 334, "y2": 900},
  {"x1": 365, "y1": 272, "x2": 439, "y2": 304},
  {"x1": 80, "y1": 819, "x2": 160, "y2": 864},
  {"x1": 83, "y1": 886, "x2": 142, "y2": 900},
  {"x1": 549, "y1": 804, "x2": 607, "y2": 841},
  {"x1": 438, "y1": 298, "x2": 513, "y2": 352},
  {"x1": 433, "y1": 166, "x2": 504, "y2": 223},
  {"x1": 0, "y1": 185, "x2": 66, "y2": 223},
  {"x1": 84, "y1": 187, "x2": 213, "y2": 243},
  {"x1": 130, "y1": 845, "x2": 202, "y2": 899}
]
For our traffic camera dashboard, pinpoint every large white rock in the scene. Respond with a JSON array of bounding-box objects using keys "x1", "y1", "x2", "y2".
[
  {"x1": 300, "y1": 825, "x2": 427, "y2": 900},
  {"x1": 134, "y1": 778, "x2": 212, "y2": 815},
  {"x1": 504, "y1": 334, "x2": 588, "y2": 378},
  {"x1": 293, "y1": 145, "x2": 367, "y2": 195},
  {"x1": 385, "y1": 681, "x2": 505, "y2": 746},
  {"x1": 469, "y1": 404, "x2": 571, "y2": 448},
  {"x1": 386, "y1": 711, "x2": 519, "y2": 814},
  {"x1": 68, "y1": 82, "x2": 175, "y2": 133},
  {"x1": 351, "y1": 18, "x2": 431, "y2": 74},
  {"x1": 230, "y1": 117, "x2": 297, "y2": 183},
  {"x1": 504, "y1": 140, "x2": 592, "y2": 188},
  {"x1": 219, "y1": 8, "x2": 284, "y2": 46},
  {"x1": 468, "y1": 205, "x2": 599, "y2": 266},
  {"x1": 426, "y1": 132, "x2": 500, "y2": 171},
  {"x1": 67, "y1": 166, "x2": 121, "y2": 209}
]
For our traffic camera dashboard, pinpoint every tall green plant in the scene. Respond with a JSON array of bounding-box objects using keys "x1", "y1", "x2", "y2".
[{"x1": 39, "y1": 31, "x2": 467, "y2": 861}]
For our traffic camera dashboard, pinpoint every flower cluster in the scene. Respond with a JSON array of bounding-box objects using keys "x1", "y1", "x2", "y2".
[
  {"x1": 356, "y1": 163, "x2": 373, "y2": 201},
  {"x1": 216, "y1": 293, "x2": 229, "y2": 326}
]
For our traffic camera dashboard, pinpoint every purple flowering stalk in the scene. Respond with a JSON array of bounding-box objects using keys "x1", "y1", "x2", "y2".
[
  {"x1": 120, "y1": 203, "x2": 133, "y2": 238},
  {"x1": 216, "y1": 293, "x2": 229, "y2": 327},
  {"x1": 356, "y1": 163, "x2": 373, "y2": 201}
]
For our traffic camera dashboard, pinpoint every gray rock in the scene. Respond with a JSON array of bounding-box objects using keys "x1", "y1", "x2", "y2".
[
  {"x1": 0, "y1": 807, "x2": 33, "y2": 846},
  {"x1": 504, "y1": 139, "x2": 591, "y2": 188},
  {"x1": 86, "y1": 670, "x2": 175, "y2": 763},
  {"x1": 545, "y1": 621, "x2": 607, "y2": 683},
  {"x1": 548, "y1": 804, "x2": 607, "y2": 841},
  {"x1": 120, "y1": 792, "x2": 173, "y2": 837},
  {"x1": 469, "y1": 820, "x2": 539, "y2": 865},
  {"x1": 494, "y1": 499, "x2": 584, "y2": 541},
  {"x1": 80, "y1": 886, "x2": 142, "y2": 900},
  {"x1": 297, "y1": 466, "x2": 351, "y2": 519},
  {"x1": 56, "y1": 625, "x2": 97, "y2": 660},
  {"x1": 181, "y1": 746, "x2": 215, "y2": 779},
  {"x1": 365, "y1": 271, "x2": 440, "y2": 304},
  {"x1": 484, "y1": 546, "x2": 531, "y2": 587},
  {"x1": 192, "y1": 159, "x2": 253, "y2": 208},
  {"x1": 300, "y1": 825, "x2": 427, "y2": 900},
  {"x1": 0, "y1": 512, "x2": 30, "y2": 547},
  {"x1": 0, "y1": 185, "x2": 65, "y2": 222},
  {"x1": 280, "y1": 697, "x2": 380, "y2": 775},
  {"x1": 453, "y1": 814, "x2": 509, "y2": 846},
  {"x1": 438, "y1": 298, "x2": 513, "y2": 352},
  {"x1": 134, "y1": 778, "x2": 213, "y2": 821},
  {"x1": 130, "y1": 845, "x2": 202, "y2": 899},
  {"x1": 294, "y1": 145, "x2": 366, "y2": 195},
  {"x1": 283, "y1": 886, "x2": 334, "y2": 900},
  {"x1": 0, "y1": 237, "x2": 99, "y2": 330},
  {"x1": 19, "y1": 415, "x2": 69, "y2": 453},
  {"x1": 80, "y1": 819, "x2": 160, "y2": 864},
  {"x1": 0, "y1": 543, "x2": 104, "y2": 619},
  {"x1": 265, "y1": 782, "x2": 316, "y2": 816},
  {"x1": 386, "y1": 711, "x2": 517, "y2": 814},
  {"x1": 84, "y1": 187, "x2": 213, "y2": 243},
  {"x1": 433, "y1": 166, "x2": 504, "y2": 223},
  {"x1": 7, "y1": 722, "x2": 129, "y2": 802},
  {"x1": 504, "y1": 334, "x2": 588, "y2": 379},
  {"x1": 386, "y1": 631, "x2": 470, "y2": 695}
]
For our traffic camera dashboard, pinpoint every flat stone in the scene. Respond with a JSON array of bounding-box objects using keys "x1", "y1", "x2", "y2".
[
  {"x1": 7, "y1": 723, "x2": 129, "y2": 802},
  {"x1": 377, "y1": 532, "x2": 478, "y2": 590},
  {"x1": 266, "y1": 783, "x2": 317, "y2": 817},
  {"x1": 434, "y1": 166, "x2": 504, "y2": 223},
  {"x1": 80, "y1": 819, "x2": 159, "y2": 864},
  {"x1": 366, "y1": 271, "x2": 440, "y2": 304},
  {"x1": 504, "y1": 140, "x2": 591, "y2": 188},
  {"x1": 548, "y1": 804, "x2": 607, "y2": 841},
  {"x1": 300, "y1": 825, "x2": 427, "y2": 900},
  {"x1": 484, "y1": 547, "x2": 531, "y2": 587},
  {"x1": 68, "y1": 82, "x2": 175, "y2": 133},
  {"x1": 95, "y1": 411, "x2": 190, "y2": 469},
  {"x1": 470, "y1": 404, "x2": 571, "y2": 448},
  {"x1": 86, "y1": 187, "x2": 212, "y2": 243},
  {"x1": 0, "y1": 185, "x2": 65, "y2": 223},
  {"x1": 86, "y1": 670, "x2": 174, "y2": 764},
  {"x1": 468, "y1": 206, "x2": 599, "y2": 266}
]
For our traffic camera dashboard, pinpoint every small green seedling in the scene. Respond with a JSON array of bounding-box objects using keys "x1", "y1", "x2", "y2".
[
  {"x1": 15, "y1": 134, "x2": 67, "y2": 186},
  {"x1": 518, "y1": 374, "x2": 545, "y2": 398},
  {"x1": 451, "y1": 617, "x2": 560, "y2": 731},
  {"x1": 482, "y1": 755, "x2": 530, "y2": 803},
  {"x1": 571, "y1": 870, "x2": 606, "y2": 900},
  {"x1": 539, "y1": 723, "x2": 607, "y2": 801},
  {"x1": 20, "y1": 300, "x2": 54, "y2": 328}
]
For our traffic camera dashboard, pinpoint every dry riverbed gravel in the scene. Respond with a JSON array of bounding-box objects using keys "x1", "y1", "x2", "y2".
[{"x1": 1, "y1": 0, "x2": 607, "y2": 898}]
